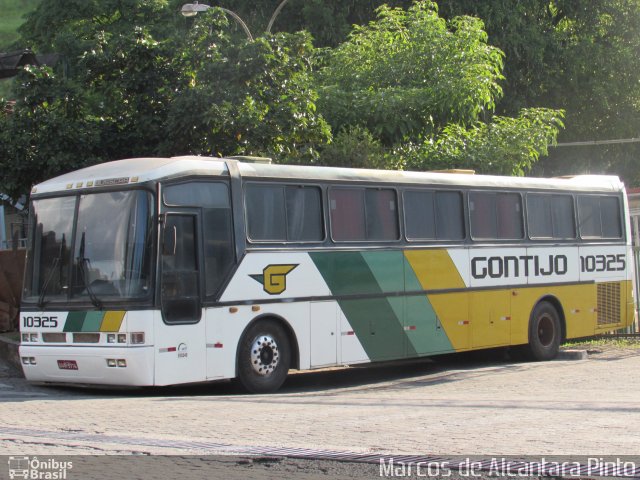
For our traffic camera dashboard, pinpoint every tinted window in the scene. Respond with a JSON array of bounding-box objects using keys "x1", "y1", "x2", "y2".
[
  {"x1": 470, "y1": 192, "x2": 523, "y2": 240},
  {"x1": 365, "y1": 189, "x2": 399, "y2": 241},
  {"x1": 404, "y1": 190, "x2": 464, "y2": 240},
  {"x1": 24, "y1": 196, "x2": 76, "y2": 300},
  {"x1": 164, "y1": 181, "x2": 235, "y2": 297},
  {"x1": 285, "y1": 186, "x2": 323, "y2": 241},
  {"x1": 246, "y1": 184, "x2": 286, "y2": 240},
  {"x1": 578, "y1": 195, "x2": 622, "y2": 239},
  {"x1": 527, "y1": 194, "x2": 575, "y2": 239},
  {"x1": 162, "y1": 215, "x2": 200, "y2": 323},
  {"x1": 329, "y1": 188, "x2": 366, "y2": 241},
  {"x1": 164, "y1": 182, "x2": 230, "y2": 208},
  {"x1": 246, "y1": 184, "x2": 323, "y2": 242},
  {"x1": 330, "y1": 187, "x2": 399, "y2": 241}
]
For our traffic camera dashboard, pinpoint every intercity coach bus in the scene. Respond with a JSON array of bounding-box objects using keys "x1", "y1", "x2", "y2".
[{"x1": 19, "y1": 156, "x2": 635, "y2": 392}]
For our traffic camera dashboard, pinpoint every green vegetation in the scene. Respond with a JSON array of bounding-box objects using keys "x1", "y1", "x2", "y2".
[
  {"x1": 563, "y1": 337, "x2": 640, "y2": 349},
  {"x1": 0, "y1": 0, "x2": 39, "y2": 49},
  {"x1": 1, "y1": 0, "x2": 639, "y2": 199},
  {"x1": 0, "y1": 0, "x2": 565, "y2": 199},
  {"x1": 0, "y1": 0, "x2": 40, "y2": 99},
  {"x1": 438, "y1": 0, "x2": 640, "y2": 183}
]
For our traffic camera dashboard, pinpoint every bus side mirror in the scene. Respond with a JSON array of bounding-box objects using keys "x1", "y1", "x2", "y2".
[{"x1": 162, "y1": 222, "x2": 177, "y2": 256}]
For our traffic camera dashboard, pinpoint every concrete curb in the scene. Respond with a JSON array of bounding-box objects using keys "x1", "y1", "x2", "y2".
[
  {"x1": 557, "y1": 349, "x2": 589, "y2": 360},
  {"x1": 0, "y1": 333, "x2": 24, "y2": 377}
]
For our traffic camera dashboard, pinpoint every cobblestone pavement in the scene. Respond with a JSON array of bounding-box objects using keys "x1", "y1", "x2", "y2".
[{"x1": 0, "y1": 348, "x2": 639, "y2": 478}]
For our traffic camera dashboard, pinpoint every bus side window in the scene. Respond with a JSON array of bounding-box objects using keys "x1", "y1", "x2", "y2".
[
  {"x1": 329, "y1": 187, "x2": 398, "y2": 242},
  {"x1": 578, "y1": 195, "x2": 622, "y2": 239},
  {"x1": 470, "y1": 191, "x2": 523, "y2": 240},
  {"x1": 202, "y1": 207, "x2": 234, "y2": 298}
]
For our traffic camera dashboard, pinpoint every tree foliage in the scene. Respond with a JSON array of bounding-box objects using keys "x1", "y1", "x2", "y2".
[
  {"x1": 0, "y1": 0, "x2": 571, "y2": 200},
  {"x1": 314, "y1": 2, "x2": 564, "y2": 174},
  {"x1": 316, "y1": 2, "x2": 505, "y2": 144},
  {"x1": 1, "y1": 1, "x2": 329, "y2": 199},
  {"x1": 163, "y1": 11, "x2": 330, "y2": 161},
  {"x1": 399, "y1": 108, "x2": 564, "y2": 175},
  {"x1": 438, "y1": 0, "x2": 640, "y2": 182},
  {"x1": 0, "y1": 66, "x2": 102, "y2": 200}
]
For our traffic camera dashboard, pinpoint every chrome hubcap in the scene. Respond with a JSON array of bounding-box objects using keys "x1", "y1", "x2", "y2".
[{"x1": 250, "y1": 334, "x2": 279, "y2": 376}]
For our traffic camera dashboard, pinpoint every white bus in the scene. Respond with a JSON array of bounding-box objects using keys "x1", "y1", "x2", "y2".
[{"x1": 19, "y1": 156, "x2": 635, "y2": 392}]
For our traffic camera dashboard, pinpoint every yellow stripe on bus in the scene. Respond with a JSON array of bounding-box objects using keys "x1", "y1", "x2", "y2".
[
  {"x1": 404, "y1": 249, "x2": 466, "y2": 291},
  {"x1": 100, "y1": 311, "x2": 126, "y2": 332}
]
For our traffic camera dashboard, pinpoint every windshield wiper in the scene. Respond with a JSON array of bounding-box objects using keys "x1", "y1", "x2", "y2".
[
  {"x1": 38, "y1": 257, "x2": 59, "y2": 309},
  {"x1": 77, "y1": 232, "x2": 102, "y2": 309}
]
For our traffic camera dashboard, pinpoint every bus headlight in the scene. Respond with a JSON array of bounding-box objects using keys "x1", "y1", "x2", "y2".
[
  {"x1": 107, "y1": 334, "x2": 116, "y2": 343},
  {"x1": 130, "y1": 332, "x2": 145, "y2": 345},
  {"x1": 21, "y1": 333, "x2": 29, "y2": 342},
  {"x1": 30, "y1": 333, "x2": 38, "y2": 342},
  {"x1": 117, "y1": 334, "x2": 127, "y2": 344}
]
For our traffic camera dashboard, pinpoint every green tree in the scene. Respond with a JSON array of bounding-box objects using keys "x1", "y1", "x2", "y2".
[
  {"x1": 163, "y1": 10, "x2": 330, "y2": 162},
  {"x1": 211, "y1": 0, "x2": 414, "y2": 47},
  {"x1": 1, "y1": 2, "x2": 331, "y2": 198},
  {"x1": 315, "y1": 1, "x2": 564, "y2": 174},
  {"x1": 316, "y1": 2, "x2": 505, "y2": 144},
  {"x1": 0, "y1": 65, "x2": 102, "y2": 201},
  {"x1": 399, "y1": 108, "x2": 564, "y2": 175},
  {"x1": 438, "y1": 0, "x2": 640, "y2": 183}
]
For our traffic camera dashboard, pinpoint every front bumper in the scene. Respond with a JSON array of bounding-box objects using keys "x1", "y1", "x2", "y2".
[{"x1": 19, "y1": 345, "x2": 155, "y2": 386}]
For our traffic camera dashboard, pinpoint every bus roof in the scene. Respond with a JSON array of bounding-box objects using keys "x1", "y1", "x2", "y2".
[{"x1": 31, "y1": 155, "x2": 625, "y2": 195}]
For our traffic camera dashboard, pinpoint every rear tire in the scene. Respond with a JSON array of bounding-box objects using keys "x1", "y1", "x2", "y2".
[
  {"x1": 237, "y1": 320, "x2": 290, "y2": 393},
  {"x1": 527, "y1": 301, "x2": 561, "y2": 361}
]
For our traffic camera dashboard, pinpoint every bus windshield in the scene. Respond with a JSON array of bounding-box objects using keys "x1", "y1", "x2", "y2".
[{"x1": 24, "y1": 190, "x2": 154, "y2": 306}]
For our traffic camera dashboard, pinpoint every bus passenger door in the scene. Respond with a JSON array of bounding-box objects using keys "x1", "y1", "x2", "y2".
[
  {"x1": 160, "y1": 214, "x2": 201, "y2": 324},
  {"x1": 156, "y1": 212, "x2": 206, "y2": 385}
]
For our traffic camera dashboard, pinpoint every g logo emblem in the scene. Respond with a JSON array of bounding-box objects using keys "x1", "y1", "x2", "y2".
[{"x1": 250, "y1": 264, "x2": 298, "y2": 295}]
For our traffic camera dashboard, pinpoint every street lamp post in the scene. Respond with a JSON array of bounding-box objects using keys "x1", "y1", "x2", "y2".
[
  {"x1": 181, "y1": 0, "x2": 291, "y2": 41},
  {"x1": 181, "y1": 2, "x2": 254, "y2": 41}
]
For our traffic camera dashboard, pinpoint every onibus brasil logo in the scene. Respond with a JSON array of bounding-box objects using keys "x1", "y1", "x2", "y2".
[
  {"x1": 250, "y1": 264, "x2": 298, "y2": 295},
  {"x1": 8, "y1": 456, "x2": 73, "y2": 479}
]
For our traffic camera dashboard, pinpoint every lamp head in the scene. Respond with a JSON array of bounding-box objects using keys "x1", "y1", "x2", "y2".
[{"x1": 181, "y1": 2, "x2": 210, "y2": 18}]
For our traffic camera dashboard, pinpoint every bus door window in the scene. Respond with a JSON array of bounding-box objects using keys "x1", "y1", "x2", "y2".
[
  {"x1": 161, "y1": 214, "x2": 201, "y2": 323},
  {"x1": 163, "y1": 181, "x2": 235, "y2": 301}
]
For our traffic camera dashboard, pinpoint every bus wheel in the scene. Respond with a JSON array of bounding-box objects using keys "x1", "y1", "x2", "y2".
[
  {"x1": 527, "y1": 301, "x2": 561, "y2": 361},
  {"x1": 237, "y1": 320, "x2": 290, "y2": 393}
]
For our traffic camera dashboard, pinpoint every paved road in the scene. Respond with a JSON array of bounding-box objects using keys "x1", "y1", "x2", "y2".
[{"x1": 1, "y1": 347, "x2": 639, "y2": 478}]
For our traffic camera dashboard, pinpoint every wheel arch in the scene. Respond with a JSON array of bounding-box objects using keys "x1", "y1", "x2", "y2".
[
  {"x1": 235, "y1": 313, "x2": 301, "y2": 374},
  {"x1": 531, "y1": 294, "x2": 566, "y2": 343}
]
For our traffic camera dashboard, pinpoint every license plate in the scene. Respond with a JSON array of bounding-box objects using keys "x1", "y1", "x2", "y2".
[{"x1": 57, "y1": 360, "x2": 78, "y2": 370}]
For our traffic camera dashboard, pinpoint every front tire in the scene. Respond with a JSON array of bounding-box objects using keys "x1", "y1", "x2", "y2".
[
  {"x1": 237, "y1": 320, "x2": 291, "y2": 393},
  {"x1": 527, "y1": 301, "x2": 561, "y2": 361}
]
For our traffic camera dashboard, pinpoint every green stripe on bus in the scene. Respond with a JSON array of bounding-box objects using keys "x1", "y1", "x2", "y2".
[
  {"x1": 403, "y1": 257, "x2": 454, "y2": 354},
  {"x1": 310, "y1": 251, "x2": 454, "y2": 359},
  {"x1": 310, "y1": 251, "x2": 411, "y2": 360},
  {"x1": 309, "y1": 251, "x2": 385, "y2": 296},
  {"x1": 63, "y1": 311, "x2": 86, "y2": 332},
  {"x1": 81, "y1": 311, "x2": 104, "y2": 332}
]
